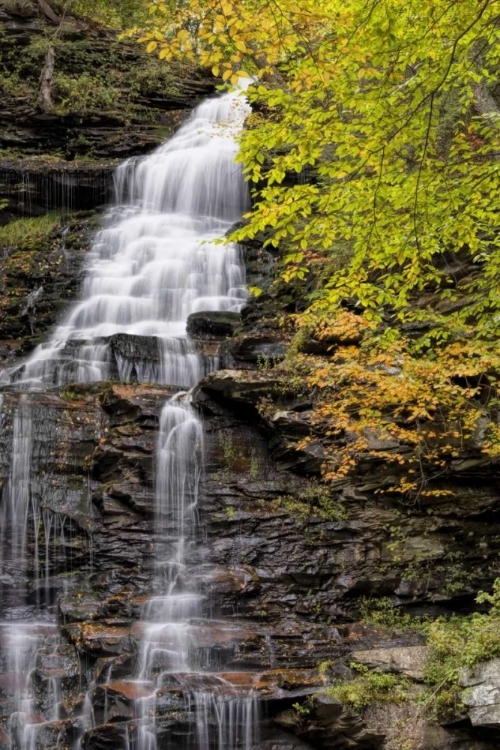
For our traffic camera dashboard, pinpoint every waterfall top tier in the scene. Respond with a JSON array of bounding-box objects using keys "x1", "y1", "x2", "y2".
[{"x1": 15, "y1": 85, "x2": 251, "y2": 388}]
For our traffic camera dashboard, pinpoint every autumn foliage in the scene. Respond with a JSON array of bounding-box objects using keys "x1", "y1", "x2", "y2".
[
  {"x1": 289, "y1": 313, "x2": 500, "y2": 497},
  {"x1": 136, "y1": 0, "x2": 500, "y2": 498}
]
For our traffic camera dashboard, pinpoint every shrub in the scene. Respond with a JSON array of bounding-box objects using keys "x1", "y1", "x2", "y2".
[
  {"x1": 327, "y1": 663, "x2": 411, "y2": 711},
  {"x1": 423, "y1": 581, "x2": 500, "y2": 719},
  {"x1": 53, "y1": 73, "x2": 118, "y2": 115}
]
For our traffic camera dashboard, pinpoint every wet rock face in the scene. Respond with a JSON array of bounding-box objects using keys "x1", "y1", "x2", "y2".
[
  {"x1": 47, "y1": 370, "x2": 469, "y2": 645},
  {"x1": 0, "y1": 381, "x2": 337, "y2": 749},
  {"x1": 197, "y1": 367, "x2": 500, "y2": 614},
  {"x1": 461, "y1": 659, "x2": 500, "y2": 727},
  {"x1": 187, "y1": 311, "x2": 242, "y2": 339},
  {"x1": 0, "y1": 389, "x2": 102, "y2": 601},
  {"x1": 0, "y1": 159, "x2": 116, "y2": 218},
  {"x1": 0, "y1": 1, "x2": 215, "y2": 218},
  {"x1": 0, "y1": 214, "x2": 93, "y2": 369},
  {"x1": 1, "y1": 373, "x2": 500, "y2": 748}
]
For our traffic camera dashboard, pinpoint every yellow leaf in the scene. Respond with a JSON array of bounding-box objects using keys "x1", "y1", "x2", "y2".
[{"x1": 146, "y1": 41, "x2": 158, "y2": 53}]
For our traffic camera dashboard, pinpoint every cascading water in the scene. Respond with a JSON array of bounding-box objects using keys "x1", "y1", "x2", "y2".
[
  {"x1": 137, "y1": 396, "x2": 204, "y2": 682},
  {"x1": 9, "y1": 87, "x2": 249, "y2": 389},
  {"x1": 0, "y1": 84, "x2": 259, "y2": 750},
  {"x1": 130, "y1": 395, "x2": 259, "y2": 750},
  {"x1": 0, "y1": 622, "x2": 61, "y2": 747},
  {"x1": 0, "y1": 395, "x2": 88, "y2": 750}
]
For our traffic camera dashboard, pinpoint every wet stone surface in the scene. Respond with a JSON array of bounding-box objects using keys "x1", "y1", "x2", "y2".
[{"x1": 1, "y1": 369, "x2": 500, "y2": 748}]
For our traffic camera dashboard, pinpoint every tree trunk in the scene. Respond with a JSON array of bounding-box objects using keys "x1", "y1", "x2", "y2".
[
  {"x1": 470, "y1": 38, "x2": 500, "y2": 131},
  {"x1": 38, "y1": 45, "x2": 55, "y2": 114},
  {"x1": 37, "y1": 0, "x2": 60, "y2": 25}
]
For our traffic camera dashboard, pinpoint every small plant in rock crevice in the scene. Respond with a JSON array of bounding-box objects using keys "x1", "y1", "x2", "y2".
[
  {"x1": 278, "y1": 480, "x2": 347, "y2": 523},
  {"x1": 292, "y1": 701, "x2": 311, "y2": 718}
]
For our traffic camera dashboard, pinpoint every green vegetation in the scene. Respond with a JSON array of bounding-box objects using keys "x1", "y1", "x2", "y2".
[
  {"x1": 359, "y1": 597, "x2": 428, "y2": 632},
  {"x1": 0, "y1": 215, "x2": 59, "y2": 248},
  {"x1": 423, "y1": 582, "x2": 500, "y2": 719},
  {"x1": 135, "y1": 0, "x2": 500, "y2": 503},
  {"x1": 53, "y1": 72, "x2": 118, "y2": 116},
  {"x1": 327, "y1": 663, "x2": 411, "y2": 711},
  {"x1": 356, "y1": 583, "x2": 500, "y2": 720},
  {"x1": 278, "y1": 480, "x2": 347, "y2": 523},
  {"x1": 292, "y1": 701, "x2": 310, "y2": 717},
  {"x1": 67, "y1": 0, "x2": 148, "y2": 27},
  {"x1": 0, "y1": 17, "x2": 191, "y2": 132}
]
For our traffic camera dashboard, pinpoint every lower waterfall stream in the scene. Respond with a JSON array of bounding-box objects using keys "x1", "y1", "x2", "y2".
[{"x1": 0, "y1": 85, "x2": 261, "y2": 750}]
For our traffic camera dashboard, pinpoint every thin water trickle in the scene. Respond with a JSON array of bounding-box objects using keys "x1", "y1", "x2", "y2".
[
  {"x1": 0, "y1": 396, "x2": 34, "y2": 584},
  {"x1": 8, "y1": 87, "x2": 250, "y2": 389},
  {"x1": 0, "y1": 621, "x2": 61, "y2": 750}
]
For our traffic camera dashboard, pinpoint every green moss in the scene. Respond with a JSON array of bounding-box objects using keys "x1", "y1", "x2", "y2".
[
  {"x1": 326, "y1": 663, "x2": 411, "y2": 711},
  {"x1": 0, "y1": 215, "x2": 59, "y2": 249}
]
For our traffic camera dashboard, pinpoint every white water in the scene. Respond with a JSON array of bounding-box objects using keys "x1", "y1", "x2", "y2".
[
  {"x1": 0, "y1": 396, "x2": 34, "y2": 581},
  {"x1": 138, "y1": 395, "x2": 205, "y2": 680},
  {"x1": 12, "y1": 88, "x2": 250, "y2": 388},
  {"x1": 0, "y1": 396, "x2": 75, "y2": 603},
  {"x1": 130, "y1": 395, "x2": 259, "y2": 750},
  {"x1": 0, "y1": 396, "x2": 82, "y2": 750},
  {"x1": 0, "y1": 86, "x2": 258, "y2": 750},
  {"x1": 0, "y1": 621, "x2": 61, "y2": 750}
]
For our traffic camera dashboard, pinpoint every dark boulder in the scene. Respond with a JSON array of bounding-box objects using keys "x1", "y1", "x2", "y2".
[{"x1": 187, "y1": 311, "x2": 242, "y2": 338}]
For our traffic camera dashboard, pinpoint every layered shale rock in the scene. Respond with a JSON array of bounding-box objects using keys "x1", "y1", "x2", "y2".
[
  {"x1": 0, "y1": 214, "x2": 94, "y2": 368},
  {"x1": 0, "y1": 0, "x2": 215, "y2": 217},
  {"x1": 1, "y1": 377, "x2": 500, "y2": 748}
]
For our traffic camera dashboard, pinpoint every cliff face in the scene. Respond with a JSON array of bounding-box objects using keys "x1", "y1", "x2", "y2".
[
  {"x1": 0, "y1": 214, "x2": 94, "y2": 367},
  {"x1": 1, "y1": 7, "x2": 500, "y2": 750},
  {"x1": 1, "y1": 370, "x2": 499, "y2": 750},
  {"x1": 0, "y1": 0, "x2": 214, "y2": 218},
  {"x1": 0, "y1": 381, "x2": 426, "y2": 750}
]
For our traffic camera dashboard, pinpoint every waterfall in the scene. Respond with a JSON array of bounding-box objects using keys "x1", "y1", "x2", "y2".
[
  {"x1": 10, "y1": 87, "x2": 250, "y2": 388},
  {"x1": 0, "y1": 396, "x2": 34, "y2": 584},
  {"x1": 0, "y1": 621, "x2": 62, "y2": 750},
  {"x1": 0, "y1": 84, "x2": 258, "y2": 750},
  {"x1": 132, "y1": 395, "x2": 259, "y2": 750},
  {"x1": 137, "y1": 395, "x2": 205, "y2": 681}
]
